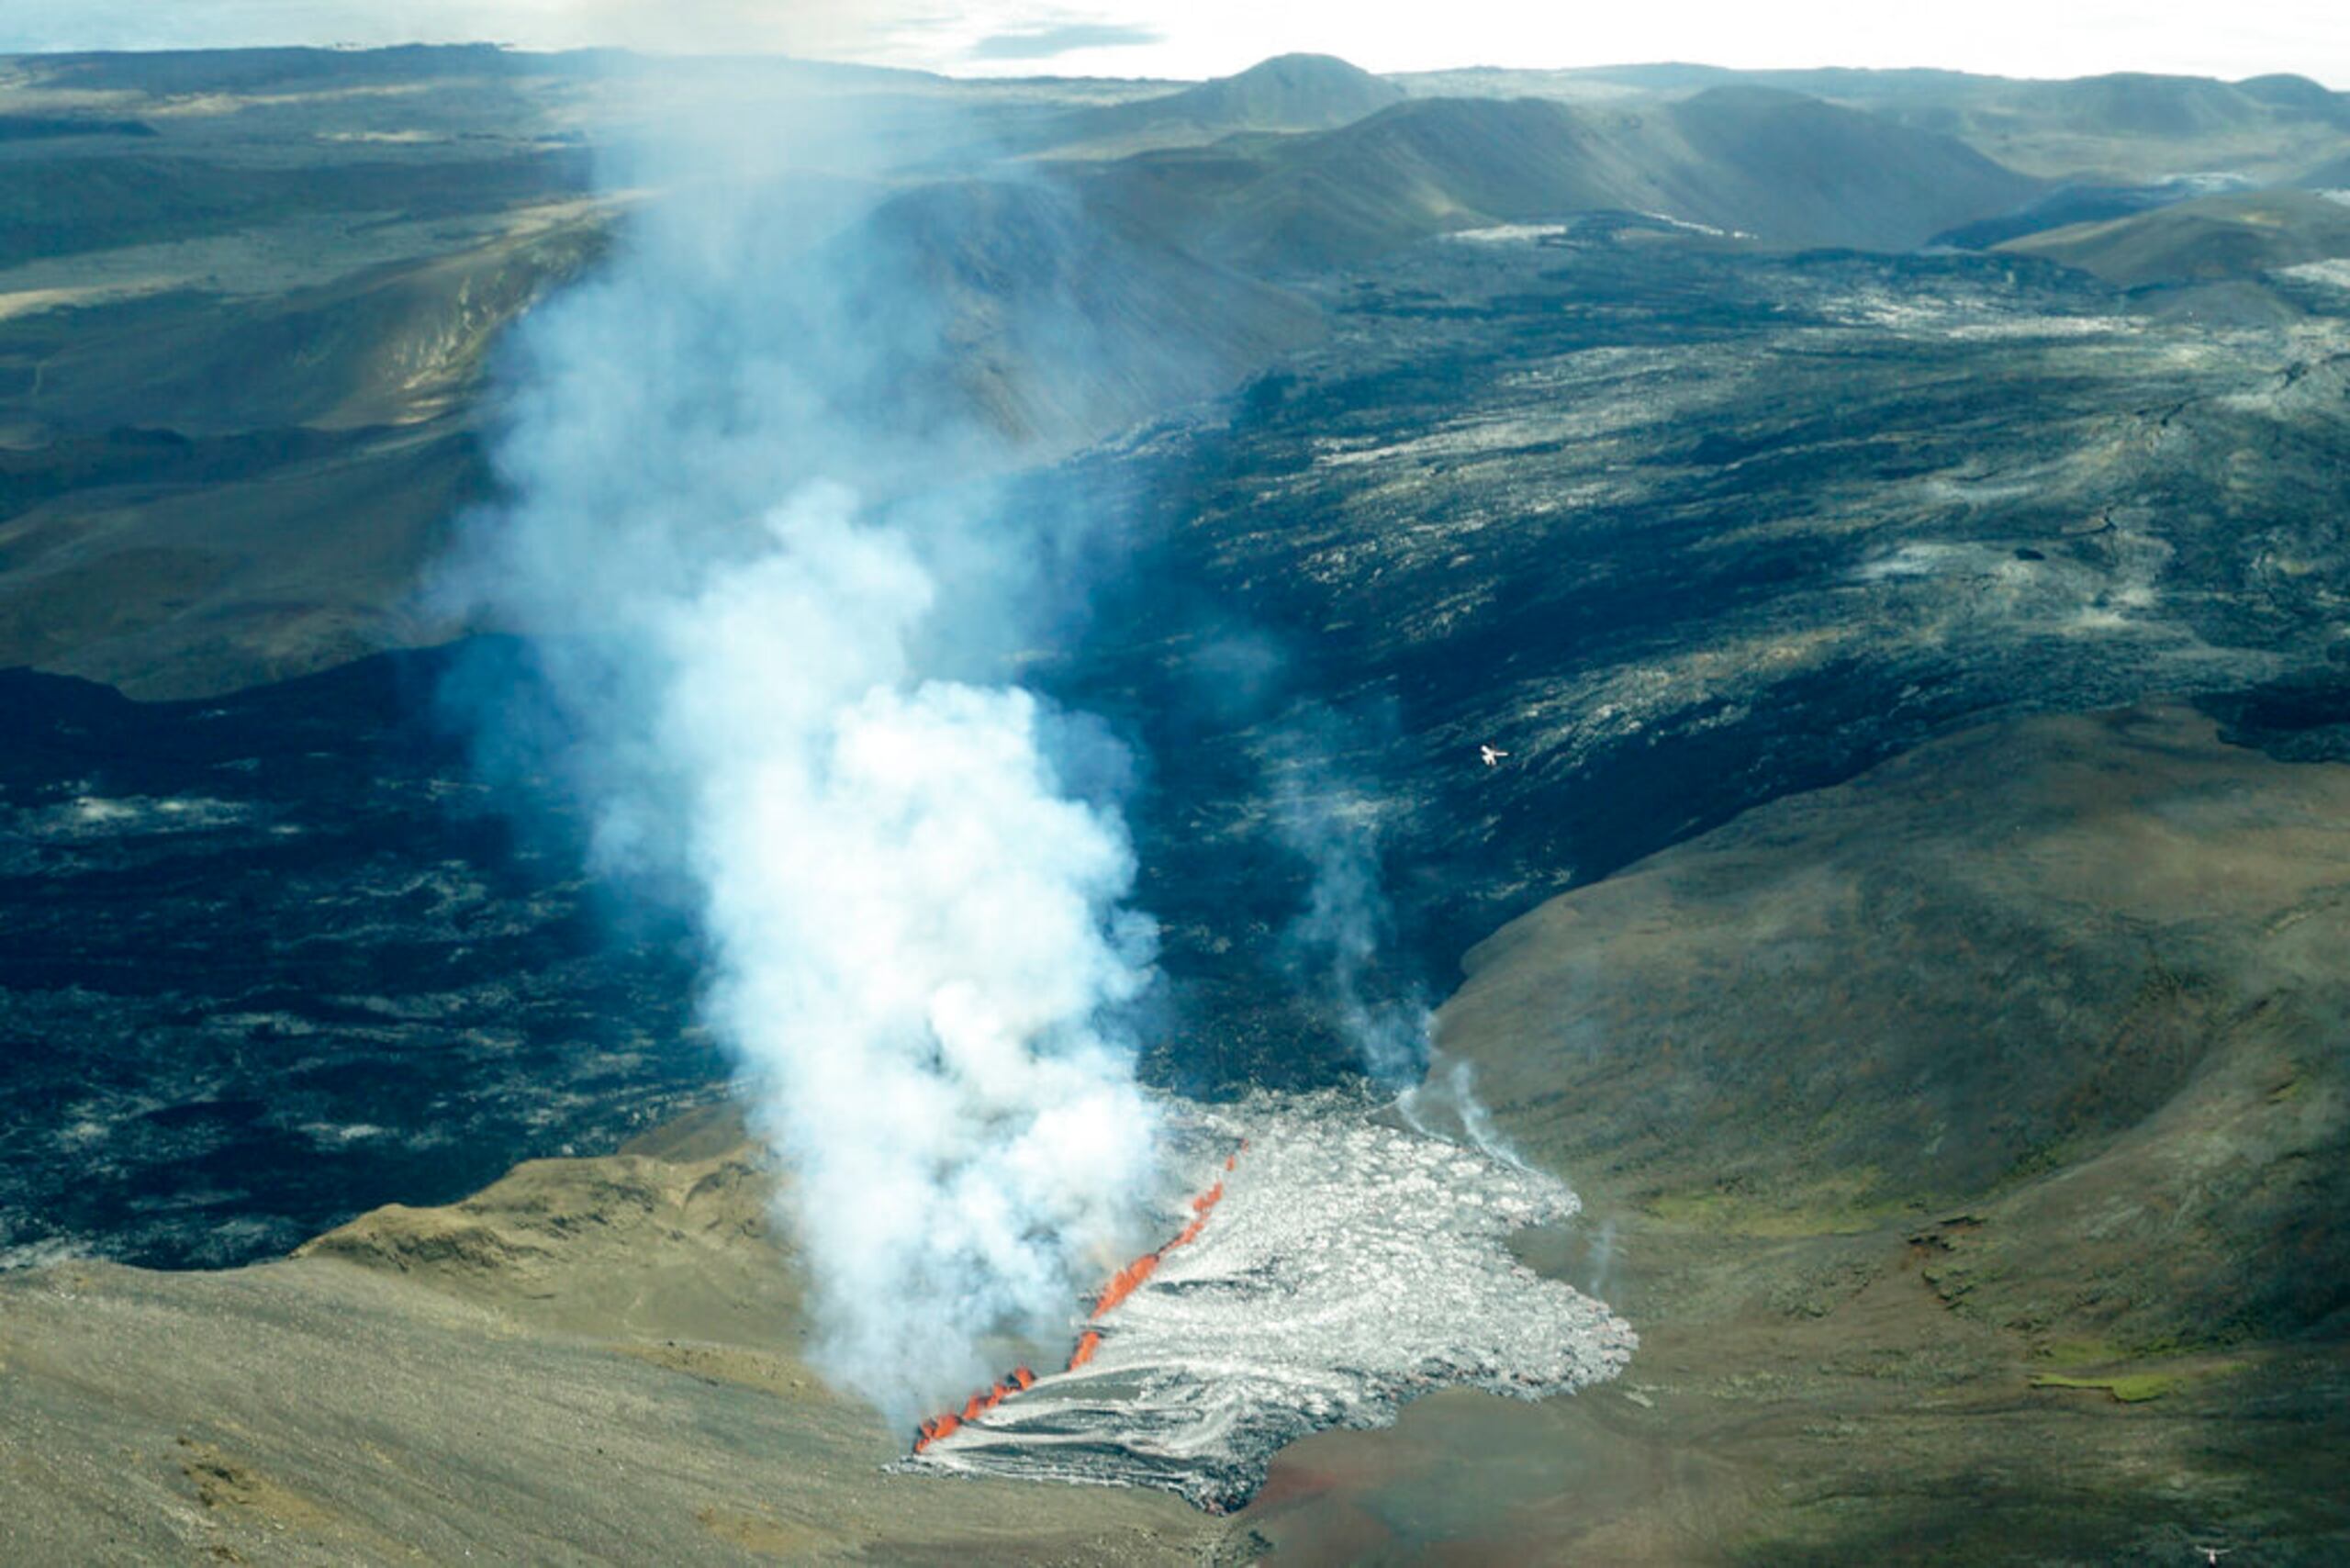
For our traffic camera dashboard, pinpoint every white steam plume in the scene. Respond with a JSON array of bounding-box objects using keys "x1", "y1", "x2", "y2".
[
  {"x1": 442, "y1": 92, "x2": 1158, "y2": 1423},
  {"x1": 1266, "y1": 717, "x2": 1431, "y2": 1085},
  {"x1": 1265, "y1": 719, "x2": 1528, "y2": 1167}
]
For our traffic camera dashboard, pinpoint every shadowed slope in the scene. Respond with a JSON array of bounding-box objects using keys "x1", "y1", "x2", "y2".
[
  {"x1": 1420, "y1": 705, "x2": 2350, "y2": 1561},
  {"x1": 1447, "y1": 704, "x2": 2350, "y2": 1346}
]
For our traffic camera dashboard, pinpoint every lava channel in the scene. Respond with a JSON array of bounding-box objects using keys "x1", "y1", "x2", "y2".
[{"x1": 900, "y1": 1092, "x2": 1634, "y2": 1511}]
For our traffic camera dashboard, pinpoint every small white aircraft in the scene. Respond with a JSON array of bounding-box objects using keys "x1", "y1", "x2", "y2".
[
  {"x1": 1479, "y1": 745, "x2": 1508, "y2": 767},
  {"x1": 2191, "y1": 1550, "x2": 2231, "y2": 1565}
]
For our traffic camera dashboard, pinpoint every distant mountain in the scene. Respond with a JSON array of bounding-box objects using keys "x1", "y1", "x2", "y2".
[
  {"x1": 1666, "y1": 85, "x2": 2040, "y2": 246},
  {"x1": 1999, "y1": 189, "x2": 2350, "y2": 289},
  {"x1": 1091, "y1": 87, "x2": 2041, "y2": 272},
  {"x1": 1391, "y1": 64, "x2": 2350, "y2": 184},
  {"x1": 2009, "y1": 72, "x2": 2300, "y2": 137},
  {"x1": 0, "y1": 115, "x2": 156, "y2": 141},
  {"x1": 1026, "y1": 53, "x2": 1406, "y2": 155},
  {"x1": 2234, "y1": 73, "x2": 2349, "y2": 116},
  {"x1": 6, "y1": 43, "x2": 937, "y2": 95},
  {"x1": 1134, "y1": 52, "x2": 1405, "y2": 131},
  {"x1": 1767, "y1": 71, "x2": 2350, "y2": 183}
]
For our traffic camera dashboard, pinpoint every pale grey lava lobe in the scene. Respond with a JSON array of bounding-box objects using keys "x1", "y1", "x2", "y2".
[{"x1": 906, "y1": 1092, "x2": 1635, "y2": 1511}]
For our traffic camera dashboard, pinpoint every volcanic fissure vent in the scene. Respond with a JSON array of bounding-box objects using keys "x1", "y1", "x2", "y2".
[{"x1": 902, "y1": 1092, "x2": 1635, "y2": 1511}]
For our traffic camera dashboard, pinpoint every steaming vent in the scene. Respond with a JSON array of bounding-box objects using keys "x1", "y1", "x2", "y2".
[{"x1": 899, "y1": 1092, "x2": 1634, "y2": 1512}]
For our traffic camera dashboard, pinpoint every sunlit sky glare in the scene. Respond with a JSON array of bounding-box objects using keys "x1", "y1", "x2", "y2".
[{"x1": 2, "y1": 1, "x2": 2344, "y2": 88}]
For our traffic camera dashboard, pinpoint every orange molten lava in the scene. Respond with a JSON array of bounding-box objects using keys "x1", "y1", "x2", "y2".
[
  {"x1": 1091, "y1": 1252, "x2": 1159, "y2": 1317},
  {"x1": 912, "y1": 1409, "x2": 967, "y2": 1453},
  {"x1": 910, "y1": 1143, "x2": 1246, "y2": 1454},
  {"x1": 912, "y1": 1370, "x2": 1028, "y2": 1453}
]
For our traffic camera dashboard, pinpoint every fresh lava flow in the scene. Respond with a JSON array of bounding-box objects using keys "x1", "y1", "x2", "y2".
[
  {"x1": 912, "y1": 1365, "x2": 1034, "y2": 1451},
  {"x1": 897, "y1": 1095, "x2": 1633, "y2": 1510},
  {"x1": 911, "y1": 1142, "x2": 1246, "y2": 1454}
]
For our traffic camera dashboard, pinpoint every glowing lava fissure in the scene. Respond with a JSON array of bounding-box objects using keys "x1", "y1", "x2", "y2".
[
  {"x1": 897, "y1": 1092, "x2": 1635, "y2": 1513},
  {"x1": 911, "y1": 1146, "x2": 1244, "y2": 1454}
]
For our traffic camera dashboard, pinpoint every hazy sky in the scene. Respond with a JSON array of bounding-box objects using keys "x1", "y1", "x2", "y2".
[{"x1": 2, "y1": 0, "x2": 2343, "y2": 87}]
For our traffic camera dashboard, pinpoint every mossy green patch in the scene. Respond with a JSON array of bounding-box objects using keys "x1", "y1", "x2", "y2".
[
  {"x1": 2031, "y1": 1371, "x2": 2185, "y2": 1402},
  {"x1": 2029, "y1": 1360, "x2": 2245, "y2": 1403}
]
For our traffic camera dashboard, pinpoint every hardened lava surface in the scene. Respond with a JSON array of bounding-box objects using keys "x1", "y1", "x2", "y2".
[
  {"x1": 1051, "y1": 218, "x2": 2350, "y2": 1089},
  {"x1": 0, "y1": 650, "x2": 718, "y2": 1269},
  {"x1": 906, "y1": 1093, "x2": 1633, "y2": 1511}
]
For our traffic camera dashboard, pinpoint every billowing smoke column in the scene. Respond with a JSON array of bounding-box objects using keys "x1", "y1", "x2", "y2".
[{"x1": 442, "y1": 96, "x2": 1158, "y2": 1421}]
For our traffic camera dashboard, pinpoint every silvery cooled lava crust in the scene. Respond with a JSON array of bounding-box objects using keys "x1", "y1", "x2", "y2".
[{"x1": 905, "y1": 1092, "x2": 1635, "y2": 1511}]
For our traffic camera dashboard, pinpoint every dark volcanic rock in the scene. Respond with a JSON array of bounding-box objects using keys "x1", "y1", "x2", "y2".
[
  {"x1": 1040, "y1": 225, "x2": 2350, "y2": 1085},
  {"x1": 0, "y1": 648, "x2": 717, "y2": 1268}
]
